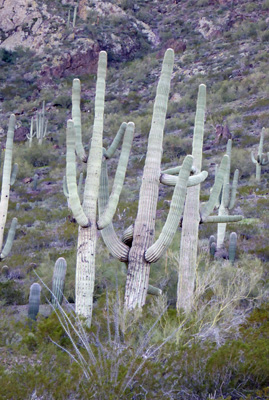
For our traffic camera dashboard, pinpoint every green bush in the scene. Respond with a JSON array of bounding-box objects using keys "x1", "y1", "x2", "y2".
[{"x1": 0, "y1": 281, "x2": 25, "y2": 305}]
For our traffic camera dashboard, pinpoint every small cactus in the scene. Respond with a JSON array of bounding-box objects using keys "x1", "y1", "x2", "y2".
[
  {"x1": 28, "y1": 283, "x2": 41, "y2": 321},
  {"x1": 32, "y1": 174, "x2": 38, "y2": 191},
  {"x1": 251, "y1": 128, "x2": 269, "y2": 182},
  {"x1": 1, "y1": 265, "x2": 9, "y2": 278},
  {"x1": 209, "y1": 235, "x2": 216, "y2": 259},
  {"x1": 51, "y1": 257, "x2": 67, "y2": 307},
  {"x1": 229, "y1": 232, "x2": 237, "y2": 264}
]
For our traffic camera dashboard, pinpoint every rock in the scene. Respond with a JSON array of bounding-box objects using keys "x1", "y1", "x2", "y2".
[
  {"x1": 14, "y1": 126, "x2": 28, "y2": 142},
  {"x1": 197, "y1": 17, "x2": 222, "y2": 40}
]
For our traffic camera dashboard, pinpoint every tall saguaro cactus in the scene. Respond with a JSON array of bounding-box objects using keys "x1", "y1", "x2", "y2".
[
  {"x1": 98, "y1": 49, "x2": 196, "y2": 310},
  {"x1": 251, "y1": 127, "x2": 268, "y2": 182},
  {"x1": 66, "y1": 51, "x2": 135, "y2": 326},
  {"x1": 0, "y1": 115, "x2": 18, "y2": 260},
  {"x1": 176, "y1": 87, "x2": 243, "y2": 313}
]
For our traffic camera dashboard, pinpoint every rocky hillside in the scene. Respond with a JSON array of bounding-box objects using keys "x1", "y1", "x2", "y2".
[
  {"x1": 0, "y1": 1, "x2": 268, "y2": 398},
  {"x1": 0, "y1": 0, "x2": 268, "y2": 301}
]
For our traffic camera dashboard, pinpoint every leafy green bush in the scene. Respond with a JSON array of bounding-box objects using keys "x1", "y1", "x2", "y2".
[{"x1": 0, "y1": 281, "x2": 25, "y2": 305}]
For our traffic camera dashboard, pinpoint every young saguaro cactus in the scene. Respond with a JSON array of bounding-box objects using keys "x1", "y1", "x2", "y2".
[
  {"x1": 216, "y1": 139, "x2": 239, "y2": 249},
  {"x1": 229, "y1": 232, "x2": 237, "y2": 264},
  {"x1": 51, "y1": 257, "x2": 67, "y2": 307},
  {"x1": 176, "y1": 87, "x2": 243, "y2": 313},
  {"x1": 36, "y1": 101, "x2": 48, "y2": 145},
  {"x1": 26, "y1": 117, "x2": 36, "y2": 147},
  {"x1": 0, "y1": 115, "x2": 18, "y2": 261},
  {"x1": 66, "y1": 51, "x2": 135, "y2": 326},
  {"x1": 28, "y1": 282, "x2": 41, "y2": 321},
  {"x1": 251, "y1": 127, "x2": 269, "y2": 182}
]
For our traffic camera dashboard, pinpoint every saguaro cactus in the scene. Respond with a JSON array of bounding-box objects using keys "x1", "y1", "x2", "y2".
[
  {"x1": 251, "y1": 127, "x2": 268, "y2": 182},
  {"x1": 36, "y1": 101, "x2": 48, "y2": 145},
  {"x1": 209, "y1": 235, "x2": 216, "y2": 259},
  {"x1": 51, "y1": 257, "x2": 67, "y2": 307},
  {"x1": 229, "y1": 232, "x2": 237, "y2": 264},
  {"x1": 177, "y1": 87, "x2": 243, "y2": 313},
  {"x1": 98, "y1": 49, "x2": 197, "y2": 310},
  {"x1": 0, "y1": 115, "x2": 18, "y2": 260},
  {"x1": 28, "y1": 283, "x2": 41, "y2": 321},
  {"x1": 26, "y1": 117, "x2": 35, "y2": 147},
  {"x1": 66, "y1": 51, "x2": 135, "y2": 326},
  {"x1": 216, "y1": 139, "x2": 239, "y2": 249}
]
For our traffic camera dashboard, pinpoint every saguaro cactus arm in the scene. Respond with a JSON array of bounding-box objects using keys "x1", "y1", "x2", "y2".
[
  {"x1": 66, "y1": 120, "x2": 89, "y2": 227},
  {"x1": 97, "y1": 121, "x2": 135, "y2": 230},
  {"x1": 0, "y1": 217, "x2": 18, "y2": 260},
  {"x1": 72, "y1": 79, "x2": 87, "y2": 162},
  {"x1": 160, "y1": 170, "x2": 208, "y2": 187},
  {"x1": 251, "y1": 128, "x2": 268, "y2": 181},
  {"x1": 145, "y1": 154, "x2": 193, "y2": 263},
  {"x1": 200, "y1": 155, "x2": 230, "y2": 219},
  {"x1": 104, "y1": 122, "x2": 128, "y2": 159},
  {"x1": 98, "y1": 157, "x2": 130, "y2": 262}
]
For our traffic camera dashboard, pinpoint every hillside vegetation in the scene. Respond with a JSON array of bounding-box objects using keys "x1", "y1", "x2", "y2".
[{"x1": 0, "y1": 0, "x2": 268, "y2": 399}]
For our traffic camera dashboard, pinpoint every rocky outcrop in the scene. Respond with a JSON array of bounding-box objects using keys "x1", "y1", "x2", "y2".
[{"x1": 0, "y1": 0, "x2": 65, "y2": 54}]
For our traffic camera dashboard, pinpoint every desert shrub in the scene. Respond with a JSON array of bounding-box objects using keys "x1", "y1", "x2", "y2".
[
  {"x1": 231, "y1": 148, "x2": 251, "y2": 178},
  {"x1": 0, "y1": 281, "x2": 25, "y2": 305},
  {"x1": 261, "y1": 30, "x2": 269, "y2": 42},
  {"x1": 0, "y1": 49, "x2": 16, "y2": 65}
]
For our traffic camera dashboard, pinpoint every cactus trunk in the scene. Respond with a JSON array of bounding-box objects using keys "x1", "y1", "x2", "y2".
[
  {"x1": 177, "y1": 84, "x2": 206, "y2": 313},
  {"x1": 124, "y1": 49, "x2": 174, "y2": 310}
]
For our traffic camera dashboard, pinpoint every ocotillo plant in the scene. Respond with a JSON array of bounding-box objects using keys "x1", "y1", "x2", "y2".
[
  {"x1": 28, "y1": 282, "x2": 41, "y2": 321},
  {"x1": 251, "y1": 127, "x2": 268, "y2": 182},
  {"x1": 177, "y1": 87, "x2": 243, "y2": 313},
  {"x1": 66, "y1": 51, "x2": 135, "y2": 326},
  {"x1": 98, "y1": 49, "x2": 199, "y2": 311},
  {"x1": 228, "y1": 232, "x2": 237, "y2": 264},
  {"x1": 51, "y1": 257, "x2": 67, "y2": 307},
  {"x1": 0, "y1": 115, "x2": 18, "y2": 261},
  {"x1": 216, "y1": 139, "x2": 239, "y2": 249}
]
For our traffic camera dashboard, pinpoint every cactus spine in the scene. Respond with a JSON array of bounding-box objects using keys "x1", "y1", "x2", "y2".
[
  {"x1": 28, "y1": 283, "x2": 41, "y2": 321},
  {"x1": 251, "y1": 127, "x2": 268, "y2": 182},
  {"x1": 0, "y1": 115, "x2": 18, "y2": 260},
  {"x1": 66, "y1": 51, "x2": 135, "y2": 326},
  {"x1": 51, "y1": 257, "x2": 67, "y2": 307},
  {"x1": 216, "y1": 139, "x2": 239, "y2": 249}
]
